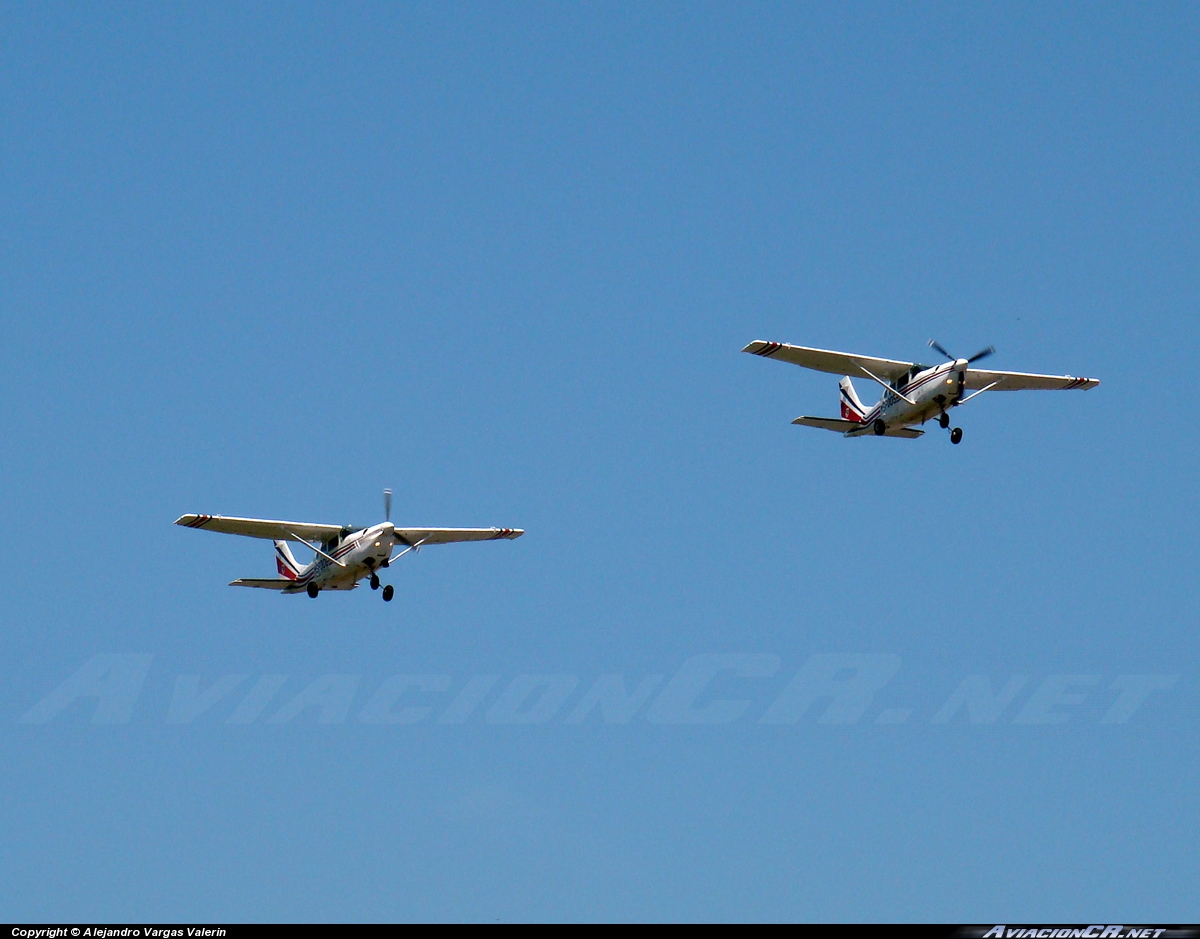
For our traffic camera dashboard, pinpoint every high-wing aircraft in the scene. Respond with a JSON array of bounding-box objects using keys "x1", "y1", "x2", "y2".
[
  {"x1": 175, "y1": 490, "x2": 522, "y2": 600},
  {"x1": 743, "y1": 339, "x2": 1099, "y2": 444}
]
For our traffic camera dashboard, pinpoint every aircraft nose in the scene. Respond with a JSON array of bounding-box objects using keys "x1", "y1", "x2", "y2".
[
  {"x1": 954, "y1": 358, "x2": 969, "y2": 371},
  {"x1": 373, "y1": 523, "x2": 394, "y2": 552}
]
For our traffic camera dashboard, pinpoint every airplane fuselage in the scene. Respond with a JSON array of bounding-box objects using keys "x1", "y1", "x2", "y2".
[
  {"x1": 283, "y1": 523, "x2": 400, "y2": 593},
  {"x1": 855, "y1": 358, "x2": 970, "y2": 433}
]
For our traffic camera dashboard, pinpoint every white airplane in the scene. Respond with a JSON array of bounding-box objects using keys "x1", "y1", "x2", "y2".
[
  {"x1": 743, "y1": 339, "x2": 1099, "y2": 444},
  {"x1": 175, "y1": 490, "x2": 523, "y2": 600}
]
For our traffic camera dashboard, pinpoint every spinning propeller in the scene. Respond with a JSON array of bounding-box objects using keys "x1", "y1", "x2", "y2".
[
  {"x1": 928, "y1": 339, "x2": 995, "y2": 366},
  {"x1": 382, "y1": 487, "x2": 420, "y2": 556},
  {"x1": 926, "y1": 341, "x2": 996, "y2": 444}
]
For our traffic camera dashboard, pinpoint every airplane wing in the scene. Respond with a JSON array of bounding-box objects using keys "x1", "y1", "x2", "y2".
[
  {"x1": 230, "y1": 578, "x2": 305, "y2": 590},
  {"x1": 743, "y1": 340, "x2": 914, "y2": 382},
  {"x1": 962, "y1": 368, "x2": 1100, "y2": 391},
  {"x1": 176, "y1": 514, "x2": 345, "y2": 542},
  {"x1": 392, "y1": 527, "x2": 524, "y2": 546},
  {"x1": 792, "y1": 416, "x2": 923, "y2": 438}
]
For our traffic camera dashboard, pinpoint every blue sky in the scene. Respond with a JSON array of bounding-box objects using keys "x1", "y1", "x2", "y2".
[{"x1": 2, "y1": 1, "x2": 1197, "y2": 923}]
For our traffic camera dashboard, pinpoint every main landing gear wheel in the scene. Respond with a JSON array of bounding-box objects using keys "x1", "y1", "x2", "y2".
[
  {"x1": 382, "y1": 584, "x2": 394, "y2": 602},
  {"x1": 306, "y1": 582, "x2": 319, "y2": 598},
  {"x1": 370, "y1": 573, "x2": 380, "y2": 590},
  {"x1": 939, "y1": 413, "x2": 950, "y2": 429},
  {"x1": 873, "y1": 419, "x2": 886, "y2": 436},
  {"x1": 950, "y1": 427, "x2": 963, "y2": 445}
]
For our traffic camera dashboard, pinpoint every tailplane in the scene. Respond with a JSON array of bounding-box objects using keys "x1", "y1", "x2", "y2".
[
  {"x1": 839, "y1": 376, "x2": 869, "y2": 422},
  {"x1": 274, "y1": 540, "x2": 303, "y2": 580}
]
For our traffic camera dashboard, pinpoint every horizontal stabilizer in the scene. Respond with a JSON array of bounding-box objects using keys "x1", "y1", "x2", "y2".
[
  {"x1": 793, "y1": 416, "x2": 924, "y2": 439},
  {"x1": 230, "y1": 578, "x2": 304, "y2": 591},
  {"x1": 792, "y1": 416, "x2": 863, "y2": 433},
  {"x1": 845, "y1": 423, "x2": 924, "y2": 438}
]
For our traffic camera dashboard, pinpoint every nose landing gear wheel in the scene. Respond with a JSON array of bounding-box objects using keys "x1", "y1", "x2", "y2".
[
  {"x1": 950, "y1": 427, "x2": 963, "y2": 445},
  {"x1": 873, "y1": 419, "x2": 886, "y2": 436},
  {"x1": 938, "y1": 413, "x2": 950, "y2": 429},
  {"x1": 306, "y1": 582, "x2": 319, "y2": 598},
  {"x1": 382, "y1": 584, "x2": 394, "y2": 602},
  {"x1": 370, "y1": 573, "x2": 380, "y2": 590}
]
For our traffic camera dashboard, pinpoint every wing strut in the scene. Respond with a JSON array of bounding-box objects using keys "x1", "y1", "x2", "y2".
[
  {"x1": 286, "y1": 531, "x2": 348, "y2": 568},
  {"x1": 391, "y1": 537, "x2": 427, "y2": 562},
  {"x1": 858, "y1": 366, "x2": 917, "y2": 406},
  {"x1": 957, "y1": 380, "x2": 1000, "y2": 406}
]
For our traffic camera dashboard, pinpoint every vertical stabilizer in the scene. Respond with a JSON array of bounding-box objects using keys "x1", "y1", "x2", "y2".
[
  {"x1": 839, "y1": 376, "x2": 869, "y2": 422},
  {"x1": 274, "y1": 540, "x2": 303, "y2": 580}
]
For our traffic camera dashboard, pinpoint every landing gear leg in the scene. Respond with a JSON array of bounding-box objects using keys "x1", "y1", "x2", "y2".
[
  {"x1": 370, "y1": 573, "x2": 380, "y2": 590},
  {"x1": 382, "y1": 584, "x2": 394, "y2": 602},
  {"x1": 306, "y1": 582, "x2": 319, "y2": 598},
  {"x1": 950, "y1": 427, "x2": 963, "y2": 445}
]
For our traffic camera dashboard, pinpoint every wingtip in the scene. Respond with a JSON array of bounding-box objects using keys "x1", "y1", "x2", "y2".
[
  {"x1": 175, "y1": 513, "x2": 213, "y2": 529},
  {"x1": 743, "y1": 340, "x2": 786, "y2": 358}
]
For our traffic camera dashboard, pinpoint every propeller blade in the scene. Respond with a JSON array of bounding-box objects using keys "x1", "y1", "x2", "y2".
[
  {"x1": 928, "y1": 339, "x2": 955, "y2": 361},
  {"x1": 384, "y1": 488, "x2": 392, "y2": 522},
  {"x1": 966, "y1": 345, "x2": 996, "y2": 364}
]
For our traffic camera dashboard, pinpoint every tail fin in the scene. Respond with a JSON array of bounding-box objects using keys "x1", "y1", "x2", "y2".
[
  {"x1": 839, "y1": 376, "x2": 868, "y2": 422},
  {"x1": 274, "y1": 540, "x2": 303, "y2": 580}
]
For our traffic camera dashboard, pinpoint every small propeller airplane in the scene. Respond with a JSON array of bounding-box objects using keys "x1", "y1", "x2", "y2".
[
  {"x1": 743, "y1": 338, "x2": 1099, "y2": 444},
  {"x1": 175, "y1": 490, "x2": 523, "y2": 600}
]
